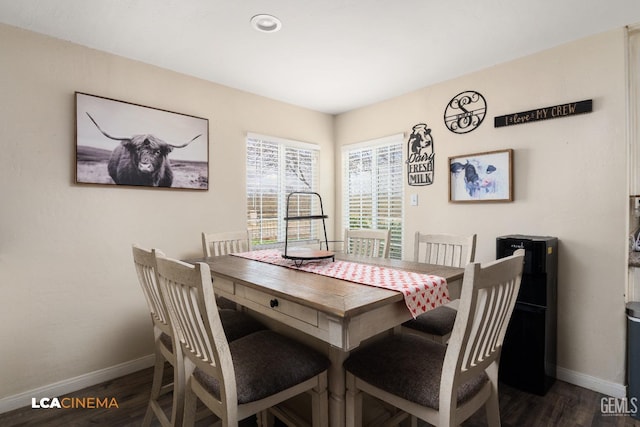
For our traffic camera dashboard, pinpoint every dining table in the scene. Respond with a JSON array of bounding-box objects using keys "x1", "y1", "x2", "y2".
[{"x1": 186, "y1": 250, "x2": 464, "y2": 427}]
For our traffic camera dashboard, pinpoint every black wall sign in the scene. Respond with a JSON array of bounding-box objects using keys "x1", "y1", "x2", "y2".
[
  {"x1": 444, "y1": 90, "x2": 487, "y2": 134},
  {"x1": 406, "y1": 123, "x2": 435, "y2": 186},
  {"x1": 494, "y1": 99, "x2": 592, "y2": 128}
]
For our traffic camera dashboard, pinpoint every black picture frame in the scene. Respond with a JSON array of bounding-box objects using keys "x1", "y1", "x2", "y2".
[{"x1": 75, "y1": 92, "x2": 209, "y2": 190}]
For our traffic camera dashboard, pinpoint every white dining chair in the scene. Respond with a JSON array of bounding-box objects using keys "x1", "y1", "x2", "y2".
[
  {"x1": 202, "y1": 230, "x2": 253, "y2": 309},
  {"x1": 202, "y1": 230, "x2": 251, "y2": 257},
  {"x1": 413, "y1": 232, "x2": 476, "y2": 268},
  {"x1": 344, "y1": 249, "x2": 525, "y2": 427},
  {"x1": 133, "y1": 245, "x2": 266, "y2": 426},
  {"x1": 133, "y1": 245, "x2": 184, "y2": 427},
  {"x1": 155, "y1": 253, "x2": 330, "y2": 427},
  {"x1": 402, "y1": 232, "x2": 477, "y2": 343},
  {"x1": 343, "y1": 228, "x2": 391, "y2": 258}
]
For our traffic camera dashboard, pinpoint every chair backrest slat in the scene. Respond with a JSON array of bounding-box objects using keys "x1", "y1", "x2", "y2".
[
  {"x1": 132, "y1": 245, "x2": 170, "y2": 331},
  {"x1": 464, "y1": 284, "x2": 508, "y2": 370},
  {"x1": 158, "y1": 258, "x2": 217, "y2": 364},
  {"x1": 202, "y1": 230, "x2": 251, "y2": 257},
  {"x1": 344, "y1": 228, "x2": 391, "y2": 258},
  {"x1": 414, "y1": 232, "x2": 477, "y2": 267},
  {"x1": 168, "y1": 279, "x2": 203, "y2": 360}
]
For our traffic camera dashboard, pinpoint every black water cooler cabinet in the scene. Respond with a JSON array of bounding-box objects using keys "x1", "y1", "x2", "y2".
[{"x1": 497, "y1": 235, "x2": 558, "y2": 395}]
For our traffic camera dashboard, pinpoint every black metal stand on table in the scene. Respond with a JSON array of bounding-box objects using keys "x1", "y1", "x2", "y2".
[{"x1": 282, "y1": 191, "x2": 334, "y2": 266}]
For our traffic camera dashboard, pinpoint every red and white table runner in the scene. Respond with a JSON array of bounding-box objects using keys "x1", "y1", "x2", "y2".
[{"x1": 230, "y1": 249, "x2": 449, "y2": 318}]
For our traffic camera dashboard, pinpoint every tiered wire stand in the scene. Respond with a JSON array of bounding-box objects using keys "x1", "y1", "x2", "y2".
[{"x1": 282, "y1": 191, "x2": 334, "y2": 267}]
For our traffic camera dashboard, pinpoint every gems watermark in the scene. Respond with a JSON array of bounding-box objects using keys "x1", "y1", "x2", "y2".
[{"x1": 600, "y1": 397, "x2": 638, "y2": 417}]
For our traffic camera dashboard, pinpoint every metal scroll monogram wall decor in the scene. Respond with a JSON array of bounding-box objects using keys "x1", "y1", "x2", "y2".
[
  {"x1": 444, "y1": 90, "x2": 487, "y2": 134},
  {"x1": 406, "y1": 123, "x2": 435, "y2": 186}
]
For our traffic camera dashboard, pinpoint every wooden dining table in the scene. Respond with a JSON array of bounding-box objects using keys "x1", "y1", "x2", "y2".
[{"x1": 186, "y1": 251, "x2": 464, "y2": 427}]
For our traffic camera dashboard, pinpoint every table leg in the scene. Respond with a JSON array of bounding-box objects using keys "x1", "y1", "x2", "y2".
[{"x1": 328, "y1": 346, "x2": 348, "y2": 427}]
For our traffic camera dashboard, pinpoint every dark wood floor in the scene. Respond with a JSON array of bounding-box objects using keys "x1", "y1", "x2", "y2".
[{"x1": 1, "y1": 365, "x2": 639, "y2": 427}]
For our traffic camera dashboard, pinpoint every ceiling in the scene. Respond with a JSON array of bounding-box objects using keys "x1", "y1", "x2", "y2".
[{"x1": 2, "y1": 0, "x2": 640, "y2": 114}]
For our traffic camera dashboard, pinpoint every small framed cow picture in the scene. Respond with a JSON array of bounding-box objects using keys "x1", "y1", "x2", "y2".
[
  {"x1": 448, "y1": 149, "x2": 513, "y2": 203},
  {"x1": 75, "y1": 92, "x2": 209, "y2": 190}
]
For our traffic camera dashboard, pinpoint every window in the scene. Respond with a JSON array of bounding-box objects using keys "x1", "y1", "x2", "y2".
[
  {"x1": 630, "y1": 27, "x2": 640, "y2": 193},
  {"x1": 628, "y1": 27, "x2": 640, "y2": 301},
  {"x1": 247, "y1": 133, "x2": 320, "y2": 247},
  {"x1": 343, "y1": 134, "x2": 404, "y2": 259}
]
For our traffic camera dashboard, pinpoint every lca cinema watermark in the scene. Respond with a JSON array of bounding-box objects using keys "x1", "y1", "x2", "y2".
[
  {"x1": 31, "y1": 396, "x2": 119, "y2": 409},
  {"x1": 600, "y1": 397, "x2": 638, "y2": 417}
]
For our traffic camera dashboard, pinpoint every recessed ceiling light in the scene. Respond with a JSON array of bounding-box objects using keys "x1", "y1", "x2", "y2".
[{"x1": 251, "y1": 14, "x2": 282, "y2": 33}]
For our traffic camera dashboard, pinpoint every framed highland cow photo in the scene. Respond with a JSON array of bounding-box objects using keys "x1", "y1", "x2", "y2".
[{"x1": 75, "y1": 92, "x2": 209, "y2": 190}]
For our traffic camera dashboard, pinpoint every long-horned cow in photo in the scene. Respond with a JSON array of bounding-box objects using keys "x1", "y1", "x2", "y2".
[{"x1": 86, "y1": 113, "x2": 201, "y2": 187}]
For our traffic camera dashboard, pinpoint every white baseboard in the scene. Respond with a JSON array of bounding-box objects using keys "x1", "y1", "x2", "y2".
[
  {"x1": 0, "y1": 354, "x2": 155, "y2": 414},
  {"x1": 556, "y1": 366, "x2": 627, "y2": 398}
]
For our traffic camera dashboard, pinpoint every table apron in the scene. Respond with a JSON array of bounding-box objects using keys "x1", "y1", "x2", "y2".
[{"x1": 212, "y1": 276, "x2": 415, "y2": 351}]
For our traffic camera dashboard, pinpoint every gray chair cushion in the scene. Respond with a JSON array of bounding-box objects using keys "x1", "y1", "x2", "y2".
[
  {"x1": 219, "y1": 309, "x2": 266, "y2": 342},
  {"x1": 344, "y1": 334, "x2": 488, "y2": 409},
  {"x1": 402, "y1": 306, "x2": 457, "y2": 337},
  {"x1": 159, "y1": 332, "x2": 173, "y2": 352},
  {"x1": 194, "y1": 330, "x2": 330, "y2": 404}
]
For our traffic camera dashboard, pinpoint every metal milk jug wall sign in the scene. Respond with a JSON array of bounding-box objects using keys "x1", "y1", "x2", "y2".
[{"x1": 406, "y1": 123, "x2": 434, "y2": 186}]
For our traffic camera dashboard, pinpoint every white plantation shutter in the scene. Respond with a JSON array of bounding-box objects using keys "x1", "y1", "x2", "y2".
[
  {"x1": 247, "y1": 134, "x2": 320, "y2": 246},
  {"x1": 343, "y1": 135, "x2": 404, "y2": 259},
  {"x1": 630, "y1": 27, "x2": 640, "y2": 193}
]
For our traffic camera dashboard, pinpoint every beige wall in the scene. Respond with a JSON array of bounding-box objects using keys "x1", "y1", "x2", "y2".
[
  {"x1": 0, "y1": 23, "x2": 335, "y2": 404},
  {"x1": 335, "y1": 29, "x2": 629, "y2": 394},
  {"x1": 0, "y1": 21, "x2": 632, "y2": 408}
]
